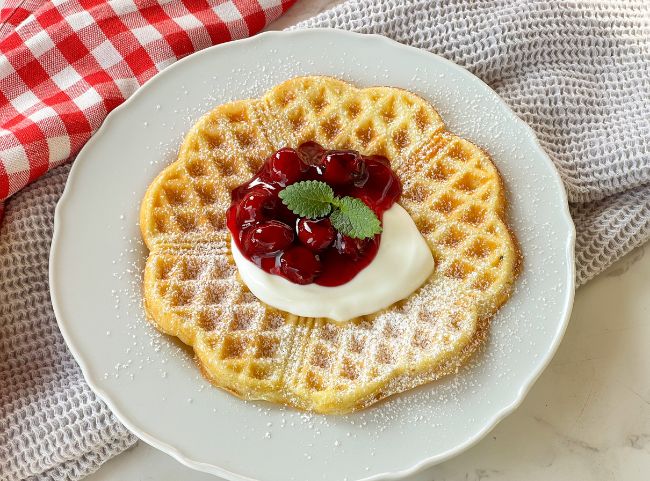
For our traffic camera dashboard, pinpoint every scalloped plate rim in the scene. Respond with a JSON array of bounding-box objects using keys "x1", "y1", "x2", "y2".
[{"x1": 50, "y1": 28, "x2": 576, "y2": 481}]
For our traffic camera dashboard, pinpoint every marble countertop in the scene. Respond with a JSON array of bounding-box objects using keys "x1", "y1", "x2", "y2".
[{"x1": 84, "y1": 2, "x2": 650, "y2": 480}]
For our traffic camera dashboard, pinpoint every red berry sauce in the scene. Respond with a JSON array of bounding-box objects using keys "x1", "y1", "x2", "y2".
[{"x1": 227, "y1": 142, "x2": 402, "y2": 286}]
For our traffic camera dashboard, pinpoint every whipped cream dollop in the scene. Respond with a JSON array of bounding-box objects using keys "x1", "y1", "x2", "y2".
[{"x1": 230, "y1": 204, "x2": 434, "y2": 322}]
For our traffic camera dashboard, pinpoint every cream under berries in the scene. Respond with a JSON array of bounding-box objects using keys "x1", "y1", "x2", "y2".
[{"x1": 227, "y1": 142, "x2": 401, "y2": 286}]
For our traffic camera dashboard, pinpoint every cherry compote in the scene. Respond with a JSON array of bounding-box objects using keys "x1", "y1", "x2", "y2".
[
  {"x1": 296, "y1": 218, "x2": 335, "y2": 252},
  {"x1": 227, "y1": 142, "x2": 402, "y2": 286}
]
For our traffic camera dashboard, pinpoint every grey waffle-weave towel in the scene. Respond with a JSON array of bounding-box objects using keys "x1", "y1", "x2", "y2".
[
  {"x1": 1, "y1": 1, "x2": 649, "y2": 479},
  {"x1": 0, "y1": 165, "x2": 137, "y2": 481}
]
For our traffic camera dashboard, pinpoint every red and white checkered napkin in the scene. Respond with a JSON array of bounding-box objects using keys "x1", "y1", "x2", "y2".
[{"x1": 0, "y1": 0, "x2": 296, "y2": 219}]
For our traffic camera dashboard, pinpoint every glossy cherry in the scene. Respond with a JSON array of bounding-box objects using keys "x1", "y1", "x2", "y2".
[
  {"x1": 236, "y1": 186, "x2": 277, "y2": 225},
  {"x1": 241, "y1": 220, "x2": 294, "y2": 256},
  {"x1": 296, "y1": 217, "x2": 335, "y2": 251},
  {"x1": 334, "y1": 233, "x2": 374, "y2": 261},
  {"x1": 278, "y1": 246, "x2": 321, "y2": 284},
  {"x1": 320, "y1": 151, "x2": 367, "y2": 186},
  {"x1": 351, "y1": 156, "x2": 401, "y2": 211},
  {"x1": 265, "y1": 148, "x2": 305, "y2": 186}
]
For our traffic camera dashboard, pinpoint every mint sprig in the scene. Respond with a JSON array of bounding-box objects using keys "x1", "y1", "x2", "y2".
[
  {"x1": 329, "y1": 196, "x2": 382, "y2": 240},
  {"x1": 279, "y1": 180, "x2": 382, "y2": 239},
  {"x1": 278, "y1": 180, "x2": 333, "y2": 218}
]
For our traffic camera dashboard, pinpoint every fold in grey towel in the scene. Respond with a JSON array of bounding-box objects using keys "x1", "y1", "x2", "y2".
[{"x1": 1, "y1": 1, "x2": 648, "y2": 479}]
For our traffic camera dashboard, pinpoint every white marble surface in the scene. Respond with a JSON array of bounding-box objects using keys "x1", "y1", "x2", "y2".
[{"x1": 84, "y1": 2, "x2": 650, "y2": 480}]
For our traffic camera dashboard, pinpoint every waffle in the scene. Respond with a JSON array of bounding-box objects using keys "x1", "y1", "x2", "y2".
[{"x1": 140, "y1": 76, "x2": 521, "y2": 414}]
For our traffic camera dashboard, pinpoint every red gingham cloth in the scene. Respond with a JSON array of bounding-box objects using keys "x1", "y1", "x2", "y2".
[{"x1": 0, "y1": 0, "x2": 296, "y2": 220}]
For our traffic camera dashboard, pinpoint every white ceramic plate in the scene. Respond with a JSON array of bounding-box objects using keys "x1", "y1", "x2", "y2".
[{"x1": 50, "y1": 29, "x2": 575, "y2": 481}]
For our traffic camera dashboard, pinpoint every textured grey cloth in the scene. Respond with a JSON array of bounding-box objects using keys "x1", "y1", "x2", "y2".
[
  {"x1": 1, "y1": 1, "x2": 649, "y2": 479},
  {"x1": 0, "y1": 165, "x2": 137, "y2": 481}
]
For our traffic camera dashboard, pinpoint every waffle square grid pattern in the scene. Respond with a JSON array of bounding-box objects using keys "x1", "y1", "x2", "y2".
[{"x1": 139, "y1": 76, "x2": 520, "y2": 414}]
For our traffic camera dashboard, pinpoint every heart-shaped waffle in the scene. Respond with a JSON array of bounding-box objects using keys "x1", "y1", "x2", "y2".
[{"x1": 140, "y1": 77, "x2": 520, "y2": 413}]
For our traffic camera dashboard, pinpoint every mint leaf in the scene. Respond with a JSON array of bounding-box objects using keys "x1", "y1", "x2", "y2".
[
  {"x1": 279, "y1": 181, "x2": 382, "y2": 239},
  {"x1": 279, "y1": 180, "x2": 334, "y2": 218},
  {"x1": 330, "y1": 196, "x2": 382, "y2": 239}
]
